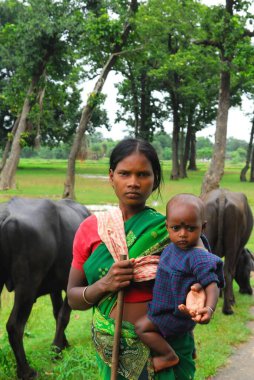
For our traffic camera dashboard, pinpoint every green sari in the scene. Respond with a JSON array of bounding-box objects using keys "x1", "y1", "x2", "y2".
[{"x1": 84, "y1": 208, "x2": 196, "y2": 380}]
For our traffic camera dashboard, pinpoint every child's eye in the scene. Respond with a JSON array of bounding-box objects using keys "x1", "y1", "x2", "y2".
[
  {"x1": 187, "y1": 226, "x2": 196, "y2": 232},
  {"x1": 171, "y1": 226, "x2": 180, "y2": 231}
]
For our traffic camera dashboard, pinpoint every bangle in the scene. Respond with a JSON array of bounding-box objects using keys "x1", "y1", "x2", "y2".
[
  {"x1": 207, "y1": 306, "x2": 214, "y2": 314},
  {"x1": 83, "y1": 286, "x2": 94, "y2": 305}
]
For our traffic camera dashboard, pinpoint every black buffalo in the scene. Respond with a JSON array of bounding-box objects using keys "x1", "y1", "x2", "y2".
[
  {"x1": 201, "y1": 189, "x2": 254, "y2": 315},
  {"x1": 235, "y1": 248, "x2": 254, "y2": 295},
  {"x1": 0, "y1": 197, "x2": 90, "y2": 380}
]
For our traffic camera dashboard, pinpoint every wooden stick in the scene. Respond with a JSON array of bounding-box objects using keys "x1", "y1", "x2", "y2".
[{"x1": 110, "y1": 254, "x2": 127, "y2": 380}]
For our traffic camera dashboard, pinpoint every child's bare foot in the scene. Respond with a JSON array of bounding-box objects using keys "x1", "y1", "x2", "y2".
[{"x1": 153, "y1": 353, "x2": 179, "y2": 372}]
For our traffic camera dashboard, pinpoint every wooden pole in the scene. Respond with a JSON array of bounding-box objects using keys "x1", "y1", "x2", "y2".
[{"x1": 110, "y1": 254, "x2": 127, "y2": 380}]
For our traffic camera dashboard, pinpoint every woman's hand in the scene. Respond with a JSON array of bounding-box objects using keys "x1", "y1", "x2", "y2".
[
  {"x1": 178, "y1": 283, "x2": 206, "y2": 322},
  {"x1": 100, "y1": 258, "x2": 135, "y2": 293}
]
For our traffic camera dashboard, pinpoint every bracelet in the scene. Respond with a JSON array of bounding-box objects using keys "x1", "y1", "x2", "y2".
[
  {"x1": 207, "y1": 306, "x2": 214, "y2": 314},
  {"x1": 82, "y1": 286, "x2": 94, "y2": 305}
]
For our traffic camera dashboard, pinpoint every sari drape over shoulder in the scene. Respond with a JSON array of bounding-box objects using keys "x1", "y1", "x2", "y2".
[{"x1": 83, "y1": 207, "x2": 195, "y2": 380}]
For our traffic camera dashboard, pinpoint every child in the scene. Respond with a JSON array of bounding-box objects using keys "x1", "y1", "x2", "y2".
[{"x1": 135, "y1": 193, "x2": 224, "y2": 373}]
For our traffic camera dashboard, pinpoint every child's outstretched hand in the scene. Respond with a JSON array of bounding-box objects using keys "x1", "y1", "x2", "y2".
[
  {"x1": 178, "y1": 283, "x2": 206, "y2": 322},
  {"x1": 193, "y1": 306, "x2": 214, "y2": 324}
]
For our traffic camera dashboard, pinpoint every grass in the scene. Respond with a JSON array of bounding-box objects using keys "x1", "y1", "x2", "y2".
[
  {"x1": 0, "y1": 158, "x2": 254, "y2": 379},
  {"x1": 1, "y1": 282, "x2": 253, "y2": 380}
]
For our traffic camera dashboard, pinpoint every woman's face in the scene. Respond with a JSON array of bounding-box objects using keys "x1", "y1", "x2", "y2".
[{"x1": 109, "y1": 152, "x2": 155, "y2": 215}]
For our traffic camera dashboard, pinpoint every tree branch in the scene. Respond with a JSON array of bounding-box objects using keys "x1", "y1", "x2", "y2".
[
  {"x1": 192, "y1": 39, "x2": 221, "y2": 49},
  {"x1": 243, "y1": 28, "x2": 254, "y2": 37}
]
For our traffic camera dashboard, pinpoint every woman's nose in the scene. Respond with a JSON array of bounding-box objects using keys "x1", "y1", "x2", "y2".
[{"x1": 128, "y1": 175, "x2": 140, "y2": 187}]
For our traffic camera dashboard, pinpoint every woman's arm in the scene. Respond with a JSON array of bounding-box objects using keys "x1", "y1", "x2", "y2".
[{"x1": 67, "y1": 259, "x2": 135, "y2": 310}]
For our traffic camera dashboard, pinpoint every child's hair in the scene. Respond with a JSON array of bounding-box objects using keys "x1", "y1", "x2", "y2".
[
  {"x1": 109, "y1": 138, "x2": 162, "y2": 191},
  {"x1": 166, "y1": 193, "x2": 205, "y2": 221}
]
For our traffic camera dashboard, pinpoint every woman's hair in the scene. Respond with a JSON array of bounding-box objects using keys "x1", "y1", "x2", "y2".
[{"x1": 109, "y1": 138, "x2": 162, "y2": 191}]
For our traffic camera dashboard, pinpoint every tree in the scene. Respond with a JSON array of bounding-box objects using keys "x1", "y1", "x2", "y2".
[
  {"x1": 63, "y1": 0, "x2": 139, "y2": 199},
  {"x1": 135, "y1": 0, "x2": 219, "y2": 179},
  {"x1": 114, "y1": 57, "x2": 168, "y2": 140},
  {"x1": 0, "y1": 0, "x2": 24, "y2": 165},
  {"x1": 200, "y1": 0, "x2": 254, "y2": 194},
  {"x1": 0, "y1": 0, "x2": 87, "y2": 189}
]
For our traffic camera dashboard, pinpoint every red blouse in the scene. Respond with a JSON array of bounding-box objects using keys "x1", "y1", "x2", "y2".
[{"x1": 72, "y1": 214, "x2": 153, "y2": 302}]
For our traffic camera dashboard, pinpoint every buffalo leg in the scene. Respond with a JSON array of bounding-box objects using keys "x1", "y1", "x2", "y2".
[
  {"x1": 50, "y1": 292, "x2": 71, "y2": 351},
  {"x1": 222, "y1": 263, "x2": 235, "y2": 315},
  {"x1": 6, "y1": 291, "x2": 37, "y2": 380}
]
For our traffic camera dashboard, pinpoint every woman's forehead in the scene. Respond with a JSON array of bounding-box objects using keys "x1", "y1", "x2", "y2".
[{"x1": 115, "y1": 152, "x2": 153, "y2": 169}]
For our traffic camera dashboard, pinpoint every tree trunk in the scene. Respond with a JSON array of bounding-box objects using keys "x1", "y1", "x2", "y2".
[
  {"x1": 201, "y1": 69, "x2": 230, "y2": 194},
  {"x1": 240, "y1": 117, "x2": 254, "y2": 181},
  {"x1": 188, "y1": 130, "x2": 197, "y2": 171},
  {"x1": 250, "y1": 143, "x2": 254, "y2": 182},
  {"x1": 63, "y1": 1, "x2": 138, "y2": 199},
  {"x1": 181, "y1": 113, "x2": 194, "y2": 176},
  {"x1": 170, "y1": 86, "x2": 180, "y2": 180},
  {"x1": 63, "y1": 54, "x2": 121, "y2": 199},
  {"x1": 171, "y1": 120, "x2": 180, "y2": 179},
  {"x1": 0, "y1": 79, "x2": 38, "y2": 190},
  {"x1": 139, "y1": 69, "x2": 151, "y2": 140},
  {"x1": 0, "y1": 39, "x2": 55, "y2": 190},
  {"x1": 35, "y1": 84, "x2": 46, "y2": 149},
  {"x1": 127, "y1": 62, "x2": 140, "y2": 137},
  {"x1": 179, "y1": 127, "x2": 187, "y2": 178},
  {"x1": 0, "y1": 116, "x2": 20, "y2": 172}
]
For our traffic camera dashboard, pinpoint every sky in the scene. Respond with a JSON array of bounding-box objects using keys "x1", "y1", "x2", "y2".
[{"x1": 82, "y1": 0, "x2": 253, "y2": 143}]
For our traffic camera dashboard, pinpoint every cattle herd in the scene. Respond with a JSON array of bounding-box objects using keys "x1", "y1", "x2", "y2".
[{"x1": 0, "y1": 191, "x2": 253, "y2": 380}]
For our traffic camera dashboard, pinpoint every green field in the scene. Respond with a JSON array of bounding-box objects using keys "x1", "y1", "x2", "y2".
[{"x1": 0, "y1": 158, "x2": 253, "y2": 379}]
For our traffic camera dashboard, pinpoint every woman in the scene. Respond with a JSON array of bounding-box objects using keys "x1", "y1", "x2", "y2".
[{"x1": 67, "y1": 138, "x2": 203, "y2": 380}]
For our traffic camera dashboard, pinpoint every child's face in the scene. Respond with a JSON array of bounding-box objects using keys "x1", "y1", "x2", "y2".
[{"x1": 166, "y1": 203, "x2": 204, "y2": 250}]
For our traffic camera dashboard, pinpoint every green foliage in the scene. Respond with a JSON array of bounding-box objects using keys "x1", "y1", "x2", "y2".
[
  {"x1": 197, "y1": 147, "x2": 213, "y2": 161},
  {"x1": 230, "y1": 147, "x2": 247, "y2": 163},
  {"x1": 19, "y1": 131, "x2": 30, "y2": 147},
  {"x1": 20, "y1": 144, "x2": 71, "y2": 159},
  {"x1": 1, "y1": 0, "x2": 253, "y2": 162},
  {"x1": 0, "y1": 0, "x2": 88, "y2": 148},
  {"x1": 128, "y1": 0, "x2": 220, "y2": 141},
  {"x1": 226, "y1": 136, "x2": 248, "y2": 151},
  {"x1": 152, "y1": 132, "x2": 172, "y2": 160},
  {"x1": 7, "y1": 131, "x2": 14, "y2": 142},
  {"x1": 196, "y1": 136, "x2": 213, "y2": 150},
  {"x1": 87, "y1": 92, "x2": 106, "y2": 109}
]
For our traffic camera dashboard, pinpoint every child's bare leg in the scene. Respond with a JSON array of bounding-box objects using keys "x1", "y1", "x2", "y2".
[{"x1": 135, "y1": 316, "x2": 179, "y2": 372}]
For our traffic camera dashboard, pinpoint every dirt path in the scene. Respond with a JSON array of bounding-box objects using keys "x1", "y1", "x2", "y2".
[{"x1": 208, "y1": 307, "x2": 254, "y2": 380}]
